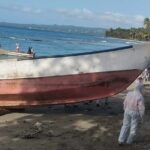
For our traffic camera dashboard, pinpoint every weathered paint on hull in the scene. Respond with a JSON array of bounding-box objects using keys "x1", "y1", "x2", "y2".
[{"x1": 0, "y1": 69, "x2": 141, "y2": 108}]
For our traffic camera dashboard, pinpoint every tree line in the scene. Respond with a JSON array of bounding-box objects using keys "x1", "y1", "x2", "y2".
[{"x1": 106, "y1": 18, "x2": 150, "y2": 41}]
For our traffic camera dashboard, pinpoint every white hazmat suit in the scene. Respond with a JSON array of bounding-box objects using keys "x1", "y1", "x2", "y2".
[{"x1": 118, "y1": 79, "x2": 145, "y2": 144}]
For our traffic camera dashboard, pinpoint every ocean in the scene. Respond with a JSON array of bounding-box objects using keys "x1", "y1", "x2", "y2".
[{"x1": 0, "y1": 26, "x2": 137, "y2": 57}]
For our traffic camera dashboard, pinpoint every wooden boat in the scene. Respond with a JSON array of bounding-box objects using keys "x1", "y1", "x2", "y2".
[{"x1": 0, "y1": 43, "x2": 150, "y2": 108}]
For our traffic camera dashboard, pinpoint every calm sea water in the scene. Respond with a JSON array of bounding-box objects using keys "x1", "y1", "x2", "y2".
[{"x1": 0, "y1": 26, "x2": 136, "y2": 57}]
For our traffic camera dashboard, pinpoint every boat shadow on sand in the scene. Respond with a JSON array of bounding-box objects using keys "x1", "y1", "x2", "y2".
[{"x1": 0, "y1": 85, "x2": 150, "y2": 150}]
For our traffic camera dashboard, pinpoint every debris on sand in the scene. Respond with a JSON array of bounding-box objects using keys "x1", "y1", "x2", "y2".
[
  {"x1": 22, "y1": 130, "x2": 41, "y2": 139},
  {"x1": 21, "y1": 122, "x2": 43, "y2": 139}
]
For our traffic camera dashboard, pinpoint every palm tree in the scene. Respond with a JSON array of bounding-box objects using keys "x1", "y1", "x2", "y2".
[{"x1": 144, "y1": 18, "x2": 150, "y2": 29}]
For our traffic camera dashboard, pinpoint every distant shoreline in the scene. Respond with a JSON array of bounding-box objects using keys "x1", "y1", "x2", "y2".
[{"x1": 0, "y1": 22, "x2": 106, "y2": 36}]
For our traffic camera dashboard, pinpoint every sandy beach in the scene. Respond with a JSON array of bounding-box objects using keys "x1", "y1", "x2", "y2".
[{"x1": 0, "y1": 83, "x2": 150, "y2": 150}]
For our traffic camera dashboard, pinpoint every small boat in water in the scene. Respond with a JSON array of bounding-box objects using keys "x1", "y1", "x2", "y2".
[{"x1": 0, "y1": 43, "x2": 150, "y2": 108}]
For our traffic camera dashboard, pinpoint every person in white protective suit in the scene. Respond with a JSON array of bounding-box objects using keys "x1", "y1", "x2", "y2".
[{"x1": 118, "y1": 77, "x2": 145, "y2": 145}]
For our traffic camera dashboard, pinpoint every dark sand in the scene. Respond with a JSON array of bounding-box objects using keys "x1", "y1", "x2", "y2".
[{"x1": 0, "y1": 83, "x2": 150, "y2": 150}]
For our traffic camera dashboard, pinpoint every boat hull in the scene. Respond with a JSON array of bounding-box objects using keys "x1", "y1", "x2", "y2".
[
  {"x1": 0, "y1": 69, "x2": 141, "y2": 108},
  {"x1": 0, "y1": 43, "x2": 150, "y2": 108}
]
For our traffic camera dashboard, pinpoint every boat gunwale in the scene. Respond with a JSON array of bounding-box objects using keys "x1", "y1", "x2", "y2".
[{"x1": 17, "y1": 45, "x2": 133, "y2": 61}]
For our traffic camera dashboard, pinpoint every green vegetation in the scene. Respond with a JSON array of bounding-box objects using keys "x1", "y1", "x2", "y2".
[{"x1": 106, "y1": 18, "x2": 150, "y2": 41}]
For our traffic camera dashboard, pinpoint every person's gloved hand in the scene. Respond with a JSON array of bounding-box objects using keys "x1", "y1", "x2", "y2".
[
  {"x1": 139, "y1": 115, "x2": 144, "y2": 126},
  {"x1": 139, "y1": 110, "x2": 144, "y2": 123},
  {"x1": 139, "y1": 118, "x2": 143, "y2": 124}
]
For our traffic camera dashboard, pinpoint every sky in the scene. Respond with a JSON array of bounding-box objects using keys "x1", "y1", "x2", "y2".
[{"x1": 0, "y1": 0, "x2": 149, "y2": 28}]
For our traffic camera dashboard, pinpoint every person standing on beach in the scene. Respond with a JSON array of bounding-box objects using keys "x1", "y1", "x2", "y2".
[
  {"x1": 144, "y1": 68, "x2": 149, "y2": 82},
  {"x1": 118, "y1": 77, "x2": 145, "y2": 145},
  {"x1": 16, "y1": 43, "x2": 20, "y2": 53},
  {"x1": 31, "y1": 47, "x2": 36, "y2": 58},
  {"x1": 27, "y1": 47, "x2": 32, "y2": 54}
]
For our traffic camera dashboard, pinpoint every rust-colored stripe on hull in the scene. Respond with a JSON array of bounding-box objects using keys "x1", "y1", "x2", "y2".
[{"x1": 0, "y1": 69, "x2": 141, "y2": 108}]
